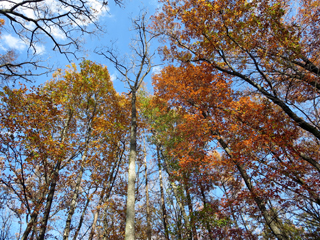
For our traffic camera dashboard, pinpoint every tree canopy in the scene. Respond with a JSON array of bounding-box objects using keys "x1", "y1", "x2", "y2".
[{"x1": 0, "y1": 0, "x2": 319, "y2": 239}]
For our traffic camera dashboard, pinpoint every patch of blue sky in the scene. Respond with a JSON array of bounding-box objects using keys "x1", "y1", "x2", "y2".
[{"x1": 0, "y1": 0, "x2": 162, "y2": 95}]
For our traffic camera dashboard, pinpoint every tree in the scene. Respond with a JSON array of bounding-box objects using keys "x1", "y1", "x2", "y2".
[
  {"x1": 0, "y1": 60, "x2": 129, "y2": 239},
  {"x1": 151, "y1": 61, "x2": 320, "y2": 238},
  {"x1": 0, "y1": 18, "x2": 21, "y2": 85},
  {"x1": 152, "y1": 0, "x2": 320, "y2": 142},
  {"x1": 0, "y1": 0, "x2": 122, "y2": 83},
  {"x1": 97, "y1": 12, "x2": 157, "y2": 240},
  {"x1": 151, "y1": 1, "x2": 320, "y2": 237}
]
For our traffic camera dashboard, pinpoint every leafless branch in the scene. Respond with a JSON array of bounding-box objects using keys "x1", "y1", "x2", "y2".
[{"x1": 0, "y1": 0, "x2": 123, "y2": 83}]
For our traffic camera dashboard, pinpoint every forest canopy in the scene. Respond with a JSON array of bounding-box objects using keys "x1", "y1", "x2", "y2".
[{"x1": 0, "y1": 0, "x2": 319, "y2": 239}]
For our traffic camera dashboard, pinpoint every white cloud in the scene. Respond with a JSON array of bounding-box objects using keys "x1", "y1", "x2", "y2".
[
  {"x1": 51, "y1": 27, "x2": 66, "y2": 40},
  {"x1": 2, "y1": 34, "x2": 27, "y2": 51},
  {"x1": 73, "y1": 0, "x2": 110, "y2": 26},
  {"x1": 34, "y1": 44, "x2": 46, "y2": 55},
  {"x1": 110, "y1": 73, "x2": 117, "y2": 82},
  {"x1": 152, "y1": 66, "x2": 162, "y2": 74},
  {"x1": 0, "y1": 0, "x2": 36, "y2": 19},
  {"x1": 1, "y1": 0, "x2": 110, "y2": 28},
  {"x1": 43, "y1": 25, "x2": 66, "y2": 40},
  {"x1": 0, "y1": 0, "x2": 110, "y2": 56},
  {"x1": 87, "y1": 0, "x2": 110, "y2": 18}
]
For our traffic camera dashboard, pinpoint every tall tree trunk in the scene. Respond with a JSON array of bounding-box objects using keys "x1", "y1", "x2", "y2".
[
  {"x1": 102, "y1": 13, "x2": 153, "y2": 240},
  {"x1": 199, "y1": 187, "x2": 213, "y2": 240},
  {"x1": 23, "y1": 111, "x2": 74, "y2": 240},
  {"x1": 63, "y1": 162, "x2": 85, "y2": 240},
  {"x1": 217, "y1": 135, "x2": 289, "y2": 240},
  {"x1": 177, "y1": 211, "x2": 182, "y2": 240},
  {"x1": 157, "y1": 145, "x2": 169, "y2": 240},
  {"x1": 161, "y1": 150, "x2": 192, "y2": 240},
  {"x1": 63, "y1": 106, "x2": 95, "y2": 240},
  {"x1": 125, "y1": 91, "x2": 137, "y2": 240},
  {"x1": 88, "y1": 186, "x2": 106, "y2": 240},
  {"x1": 72, "y1": 191, "x2": 93, "y2": 240},
  {"x1": 185, "y1": 184, "x2": 198, "y2": 240},
  {"x1": 21, "y1": 203, "x2": 43, "y2": 240},
  {"x1": 37, "y1": 163, "x2": 61, "y2": 240},
  {"x1": 144, "y1": 139, "x2": 152, "y2": 240},
  {"x1": 89, "y1": 149, "x2": 123, "y2": 240}
]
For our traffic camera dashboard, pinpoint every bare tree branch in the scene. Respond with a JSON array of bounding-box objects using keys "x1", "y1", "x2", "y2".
[{"x1": 0, "y1": 0, "x2": 123, "y2": 83}]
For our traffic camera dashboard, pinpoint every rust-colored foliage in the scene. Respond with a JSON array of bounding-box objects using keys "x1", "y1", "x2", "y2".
[
  {"x1": 151, "y1": 1, "x2": 320, "y2": 234},
  {"x1": 152, "y1": 0, "x2": 320, "y2": 139},
  {"x1": 0, "y1": 60, "x2": 130, "y2": 238}
]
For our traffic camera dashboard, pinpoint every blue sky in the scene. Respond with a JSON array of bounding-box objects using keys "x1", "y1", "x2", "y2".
[{"x1": 0, "y1": 0, "x2": 163, "y2": 93}]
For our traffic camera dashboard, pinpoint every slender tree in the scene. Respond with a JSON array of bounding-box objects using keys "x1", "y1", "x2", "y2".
[{"x1": 97, "y1": 12, "x2": 157, "y2": 240}]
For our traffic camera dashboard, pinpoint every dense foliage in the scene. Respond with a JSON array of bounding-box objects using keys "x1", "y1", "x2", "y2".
[{"x1": 0, "y1": 0, "x2": 319, "y2": 239}]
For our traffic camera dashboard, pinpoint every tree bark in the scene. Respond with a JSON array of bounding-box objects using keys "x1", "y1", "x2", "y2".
[
  {"x1": 185, "y1": 184, "x2": 198, "y2": 240},
  {"x1": 88, "y1": 186, "x2": 106, "y2": 240},
  {"x1": 144, "y1": 139, "x2": 152, "y2": 240},
  {"x1": 162, "y1": 155, "x2": 192, "y2": 240},
  {"x1": 21, "y1": 203, "x2": 42, "y2": 240},
  {"x1": 72, "y1": 191, "x2": 92, "y2": 240},
  {"x1": 100, "y1": 13, "x2": 154, "y2": 240},
  {"x1": 37, "y1": 163, "x2": 61, "y2": 240},
  {"x1": 125, "y1": 91, "x2": 137, "y2": 240},
  {"x1": 63, "y1": 162, "x2": 85, "y2": 240},
  {"x1": 157, "y1": 145, "x2": 169, "y2": 240},
  {"x1": 200, "y1": 187, "x2": 213, "y2": 240},
  {"x1": 217, "y1": 135, "x2": 289, "y2": 240}
]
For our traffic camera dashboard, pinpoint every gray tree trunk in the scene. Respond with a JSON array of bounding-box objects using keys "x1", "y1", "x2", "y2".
[
  {"x1": 125, "y1": 91, "x2": 137, "y2": 240},
  {"x1": 199, "y1": 187, "x2": 213, "y2": 240},
  {"x1": 185, "y1": 184, "x2": 198, "y2": 240},
  {"x1": 37, "y1": 163, "x2": 61, "y2": 240},
  {"x1": 144, "y1": 140, "x2": 152, "y2": 240},
  {"x1": 162, "y1": 153, "x2": 192, "y2": 240},
  {"x1": 72, "y1": 190, "x2": 93, "y2": 240},
  {"x1": 157, "y1": 145, "x2": 169, "y2": 240},
  {"x1": 63, "y1": 163, "x2": 85, "y2": 240},
  {"x1": 21, "y1": 204, "x2": 42, "y2": 240},
  {"x1": 101, "y1": 13, "x2": 154, "y2": 240},
  {"x1": 217, "y1": 135, "x2": 289, "y2": 240}
]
